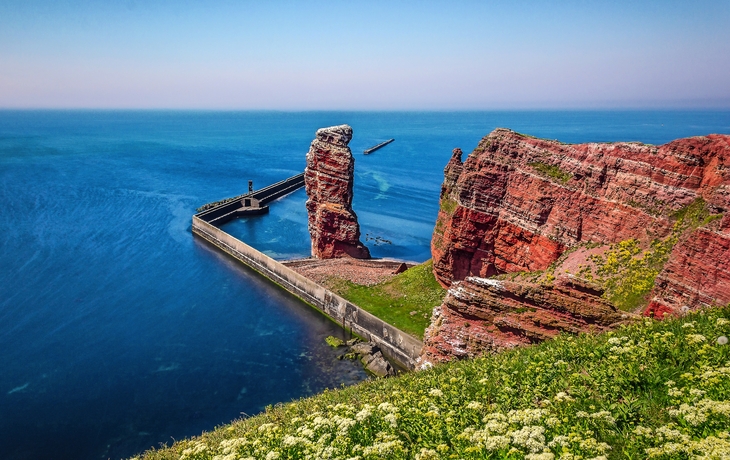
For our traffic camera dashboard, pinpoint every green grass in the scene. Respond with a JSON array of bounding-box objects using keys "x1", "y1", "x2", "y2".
[
  {"x1": 328, "y1": 261, "x2": 446, "y2": 340},
  {"x1": 133, "y1": 306, "x2": 730, "y2": 460},
  {"x1": 527, "y1": 161, "x2": 573, "y2": 184}
]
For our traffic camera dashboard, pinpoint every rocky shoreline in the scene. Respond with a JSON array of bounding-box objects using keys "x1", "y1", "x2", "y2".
[{"x1": 328, "y1": 337, "x2": 397, "y2": 377}]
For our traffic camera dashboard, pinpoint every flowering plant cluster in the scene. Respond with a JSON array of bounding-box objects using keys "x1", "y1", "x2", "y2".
[{"x1": 135, "y1": 308, "x2": 730, "y2": 460}]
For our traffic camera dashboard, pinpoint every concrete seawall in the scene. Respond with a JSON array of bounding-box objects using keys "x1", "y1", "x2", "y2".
[{"x1": 192, "y1": 216, "x2": 424, "y2": 370}]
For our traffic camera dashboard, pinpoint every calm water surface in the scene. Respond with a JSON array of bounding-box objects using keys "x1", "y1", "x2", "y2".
[{"x1": 1, "y1": 110, "x2": 729, "y2": 460}]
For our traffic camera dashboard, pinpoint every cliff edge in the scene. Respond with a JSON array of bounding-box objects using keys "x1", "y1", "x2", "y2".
[{"x1": 422, "y1": 128, "x2": 730, "y2": 364}]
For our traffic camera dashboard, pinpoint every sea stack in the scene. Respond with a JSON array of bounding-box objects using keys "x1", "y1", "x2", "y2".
[{"x1": 304, "y1": 124, "x2": 370, "y2": 259}]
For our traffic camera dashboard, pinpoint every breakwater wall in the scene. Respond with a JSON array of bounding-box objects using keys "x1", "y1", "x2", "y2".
[
  {"x1": 197, "y1": 173, "x2": 305, "y2": 225},
  {"x1": 192, "y1": 216, "x2": 424, "y2": 370}
]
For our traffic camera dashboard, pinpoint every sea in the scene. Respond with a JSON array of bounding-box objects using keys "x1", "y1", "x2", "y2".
[{"x1": 1, "y1": 110, "x2": 729, "y2": 460}]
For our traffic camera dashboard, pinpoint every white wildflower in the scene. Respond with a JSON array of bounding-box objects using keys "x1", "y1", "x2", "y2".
[
  {"x1": 525, "y1": 452, "x2": 554, "y2": 460},
  {"x1": 507, "y1": 408, "x2": 547, "y2": 425},
  {"x1": 579, "y1": 437, "x2": 611, "y2": 454},
  {"x1": 377, "y1": 402, "x2": 397, "y2": 413},
  {"x1": 668, "y1": 387, "x2": 684, "y2": 397},
  {"x1": 333, "y1": 415, "x2": 355, "y2": 434},
  {"x1": 510, "y1": 425, "x2": 547, "y2": 453},
  {"x1": 361, "y1": 434, "x2": 404, "y2": 457},
  {"x1": 355, "y1": 405, "x2": 373, "y2": 421},
  {"x1": 482, "y1": 435, "x2": 510, "y2": 451},
  {"x1": 384, "y1": 412, "x2": 397, "y2": 428},
  {"x1": 718, "y1": 336, "x2": 729, "y2": 345},
  {"x1": 466, "y1": 401, "x2": 483, "y2": 410},
  {"x1": 415, "y1": 448, "x2": 439, "y2": 460},
  {"x1": 258, "y1": 423, "x2": 278, "y2": 433},
  {"x1": 553, "y1": 392, "x2": 574, "y2": 402}
]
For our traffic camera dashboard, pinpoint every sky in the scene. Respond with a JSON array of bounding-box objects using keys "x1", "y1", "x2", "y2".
[{"x1": 1, "y1": 0, "x2": 729, "y2": 110}]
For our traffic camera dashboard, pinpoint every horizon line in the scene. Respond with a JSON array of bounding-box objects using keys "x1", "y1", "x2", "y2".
[{"x1": 2, "y1": 107, "x2": 730, "y2": 112}]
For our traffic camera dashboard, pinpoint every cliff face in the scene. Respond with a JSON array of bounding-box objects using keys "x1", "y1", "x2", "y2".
[
  {"x1": 305, "y1": 125, "x2": 370, "y2": 259},
  {"x1": 422, "y1": 275, "x2": 625, "y2": 362},
  {"x1": 647, "y1": 214, "x2": 730, "y2": 317},
  {"x1": 422, "y1": 129, "x2": 730, "y2": 364}
]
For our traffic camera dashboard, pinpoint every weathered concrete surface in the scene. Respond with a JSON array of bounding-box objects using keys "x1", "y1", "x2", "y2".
[
  {"x1": 305, "y1": 125, "x2": 370, "y2": 259},
  {"x1": 192, "y1": 216, "x2": 422, "y2": 370}
]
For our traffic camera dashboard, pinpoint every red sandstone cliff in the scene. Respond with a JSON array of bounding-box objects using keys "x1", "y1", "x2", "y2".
[
  {"x1": 305, "y1": 125, "x2": 370, "y2": 259},
  {"x1": 422, "y1": 129, "x2": 730, "y2": 364}
]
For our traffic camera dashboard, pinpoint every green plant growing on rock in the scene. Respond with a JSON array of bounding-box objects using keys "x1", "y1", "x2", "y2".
[
  {"x1": 589, "y1": 238, "x2": 665, "y2": 311},
  {"x1": 528, "y1": 161, "x2": 573, "y2": 184},
  {"x1": 582, "y1": 198, "x2": 723, "y2": 312},
  {"x1": 439, "y1": 198, "x2": 458, "y2": 215},
  {"x1": 325, "y1": 336, "x2": 344, "y2": 348}
]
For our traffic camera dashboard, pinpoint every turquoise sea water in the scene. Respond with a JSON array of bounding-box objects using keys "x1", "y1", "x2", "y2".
[{"x1": 1, "y1": 110, "x2": 729, "y2": 460}]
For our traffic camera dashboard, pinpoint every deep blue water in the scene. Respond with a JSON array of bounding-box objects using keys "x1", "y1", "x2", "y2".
[{"x1": 1, "y1": 110, "x2": 729, "y2": 460}]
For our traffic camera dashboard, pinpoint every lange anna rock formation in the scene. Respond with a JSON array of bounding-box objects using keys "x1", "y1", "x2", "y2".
[
  {"x1": 421, "y1": 128, "x2": 730, "y2": 365},
  {"x1": 304, "y1": 124, "x2": 370, "y2": 259}
]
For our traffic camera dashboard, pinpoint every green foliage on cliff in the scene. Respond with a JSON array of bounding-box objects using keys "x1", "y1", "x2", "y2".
[
  {"x1": 528, "y1": 161, "x2": 573, "y2": 184},
  {"x1": 439, "y1": 198, "x2": 458, "y2": 215},
  {"x1": 580, "y1": 238, "x2": 670, "y2": 312},
  {"x1": 578, "y1": 198, "x2": 723, "y2": 312},
  {"x1": 672, "y1": 197, "x2": 723, "y2": 229},
  {"x1": 328, "y1": 260, "x2": 446, "y2": 340},
  {"x1": 133, "y1": 307, "x2": 730, "y2": 460}
]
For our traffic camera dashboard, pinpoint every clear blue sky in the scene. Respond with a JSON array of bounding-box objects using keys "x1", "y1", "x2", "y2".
[{"x1": 1, "y1": 0, "x2": 729, "y2": 109}]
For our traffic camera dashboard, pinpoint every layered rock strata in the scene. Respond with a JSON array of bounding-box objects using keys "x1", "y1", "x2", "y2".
[
  {"x1": 422, "y1": 129, "x2": 730, "y2": 364},
  {"x1": 305, "y1": 125, "x2": 370, "y2": 259},
  {"x1": 647, "y1": 214, "x2": 730, "y2": 317},
  {"x1": 422, "y1": 275, "x2": 626, "y2": 362}
]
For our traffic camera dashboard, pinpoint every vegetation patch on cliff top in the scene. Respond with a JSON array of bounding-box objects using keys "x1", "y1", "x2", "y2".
[
  {"x1": 326, "y1": 260, "x2": 446, "y2": 339},
  {"x1": 133, "y1": 306, "x2": 730, "y2": 460}
]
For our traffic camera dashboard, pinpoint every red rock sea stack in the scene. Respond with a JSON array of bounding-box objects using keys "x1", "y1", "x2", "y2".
[
  {"x1": 421, "y1": 129, "x2": 730, "y2": 365},
  {"x1": 304, "y1": 124, "x2": 370, "y2": 259}
]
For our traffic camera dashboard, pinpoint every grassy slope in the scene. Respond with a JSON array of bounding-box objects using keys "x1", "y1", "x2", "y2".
[
  {"x1": 135, "y1": 307, "x2": 730, "y2": 460},
  {"x1": 327, "y1": 261, "x2": 446, "y2": 339}
]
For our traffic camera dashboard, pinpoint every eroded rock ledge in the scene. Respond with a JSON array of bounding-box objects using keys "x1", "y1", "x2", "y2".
[
  {"x1": 304, "y1": 125, "x2": 370, "y2": 259},
  {"x1": 422, "y1": 129, "x2": 730, "y2": 365}
]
